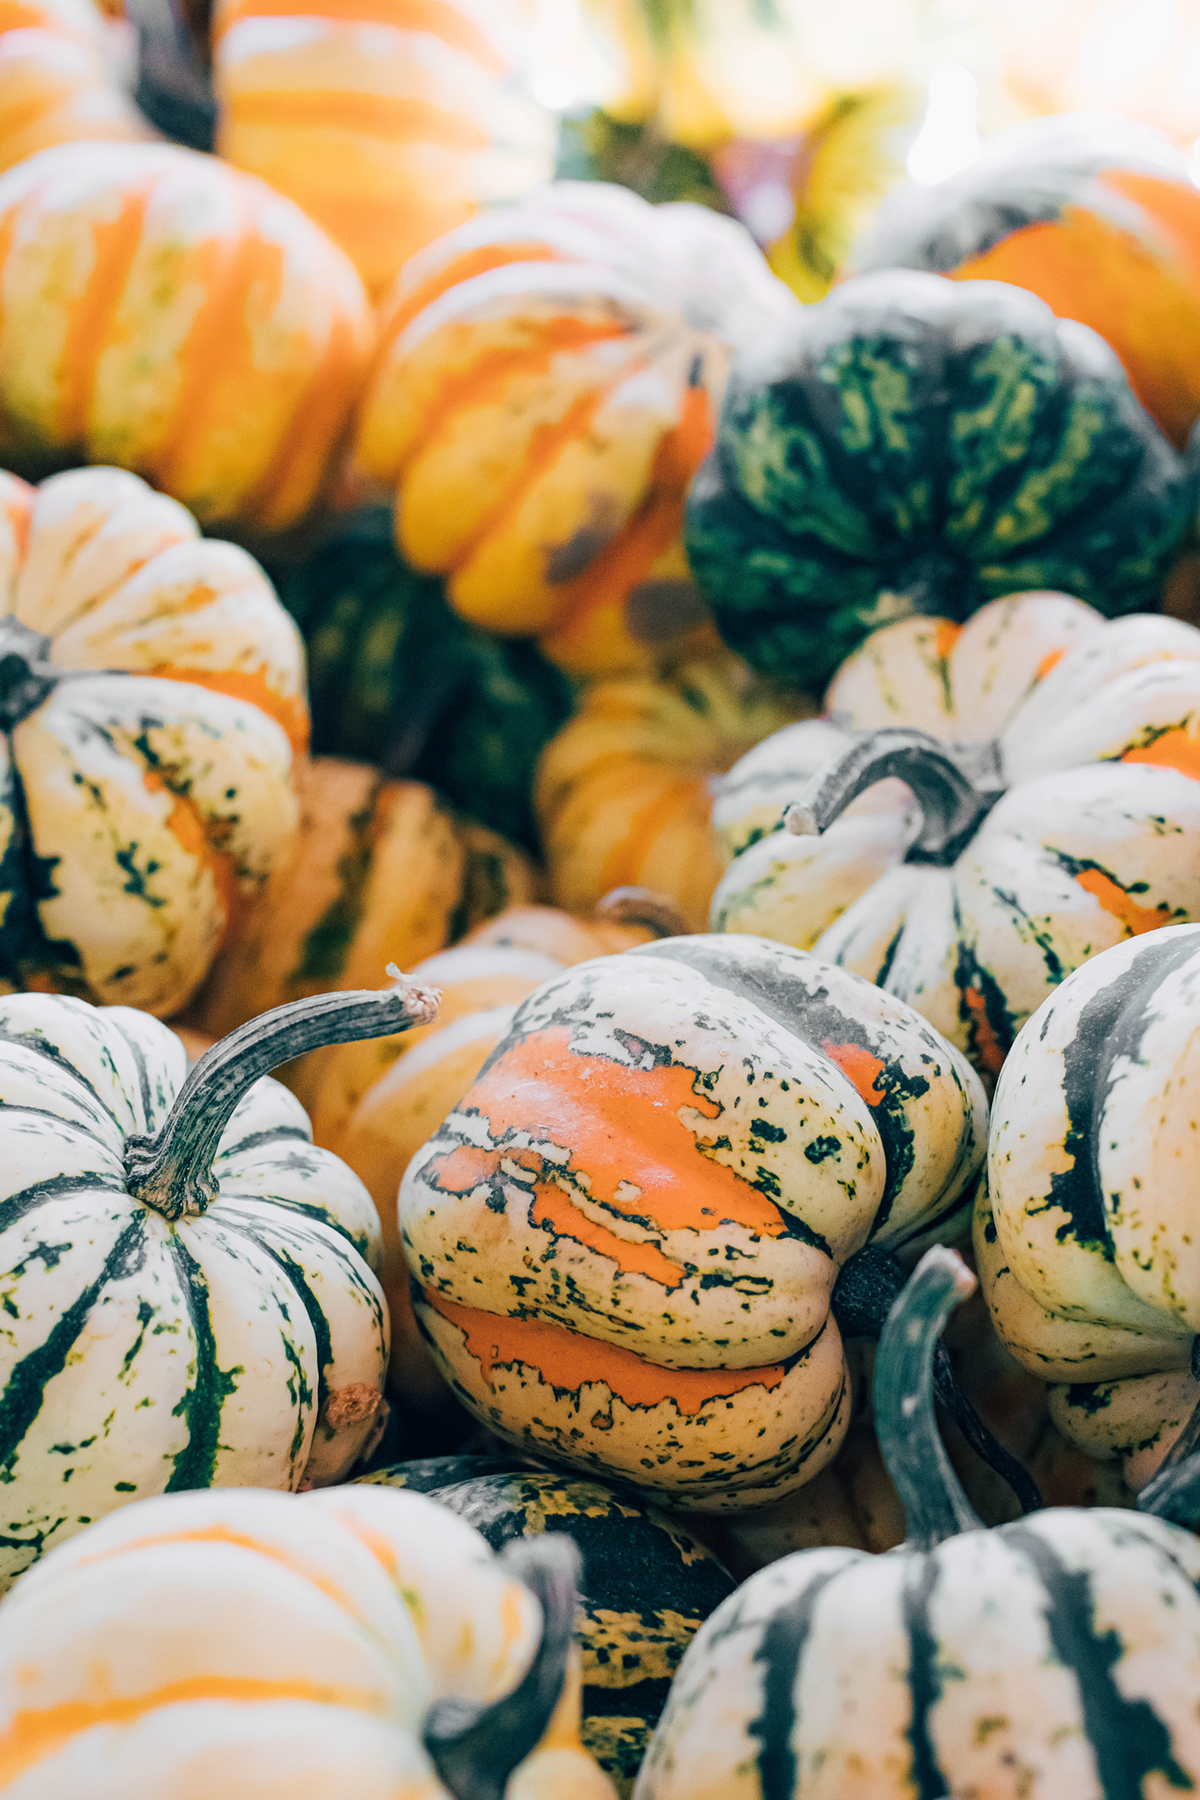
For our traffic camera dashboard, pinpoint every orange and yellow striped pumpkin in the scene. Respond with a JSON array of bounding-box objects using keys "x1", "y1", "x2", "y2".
[
  {"x1": 212, "y1": 0, "x2": 554, "y2": 298},
  {"x1": 0, "y1": 0, "x2": 144, "y2": 173},
  {"x1": 0, "y1": 138, "x2": 373, "y2": 533}
]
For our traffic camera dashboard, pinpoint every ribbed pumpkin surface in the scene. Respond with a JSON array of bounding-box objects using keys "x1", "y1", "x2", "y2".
[{"x1": 0, "y1": 0, "x2": 144, "y2": 172}]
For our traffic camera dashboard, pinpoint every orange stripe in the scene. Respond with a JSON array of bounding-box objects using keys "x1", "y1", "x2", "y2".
[
  {"x1": 598, "y1": 775, "x2": 704, "y2": 893},
  {"x1": 1035, "y1": 647, "x2": 1066, "y2": 682},
  {"x1": 959, "y1": 984, "x2": 1005, "y2": 1077},
  {"x1": 228, "y1": 89, "x2": 490, "y2": 149},
  {"x1": 148, "y1": 664, "x2": 309, "y2": 754},
  {"x1": 933, "y1": 620, "x2": 961, "y2": 662},
  {"x1": 1124, "y1": 729, "x2": 1200, "y2": 785},
  {"x1": 59, "y1": 184, "x2": 152, "y2": 445},
  {"x1": 378, "y1": 242, "x2": 562, "y2": 349},
  {"x1": 213, "y1": 0, "x2": 506, "y2": 71},
  {"x1": 141, "y1": 768, "x2": 244, "y2": 950},
  {"x1": 425, "y1": 1289, "x2": 788, "y2": 1414},
  {"x1": 1074, "y1": 867, "x2": 1173, "y2": 936},
  {"x1": 821, "y1": 1041, "x2": 887, "y2": 1106}
]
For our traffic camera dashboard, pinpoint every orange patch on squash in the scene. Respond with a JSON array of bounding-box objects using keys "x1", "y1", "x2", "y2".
[
  {"x1": 425, "y1": 1289, "x2": 789, "y2": 1414},
  {"x1": 934, "y1": 620, "x2": 961, "y2": 662},
  {"x1": 1074, "y1": 867, "x2": 1169, "y2": 936},
  {"x1": 60, "y1": 184, "x2": 152, "y2": 444},
  {"x1": 142, "y1": 768, "x2": 242, "y2": 944},
  {"x1": 599, "y1": 776, "x2": 704, "y2": 894},
  {"x1": 822, "y1": 1041, "x2": 887, "y2": 1106},
  {"x1": 148, "y1": 664, "x2": 309, "y2": 754},
  {"x1": 1124, "y1": 728, "x2": 1200, "y2": 785},
  {"x1": 213, "y1": 0, "x2": 507, "y2": 71},
  {"x1": 380, "y1": 242, "x2": 562, "y2": 346},
  {"x1": 1035, "y1": 647, "x2": 1067, "y2": 682},
  {"x1": 959, "y1": 985, "x2": 1006, "y2": 1077}
]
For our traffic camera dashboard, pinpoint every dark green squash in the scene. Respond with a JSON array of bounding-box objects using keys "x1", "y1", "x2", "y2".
[
  {"x1": 267, "y1": 509, "x2": 574, "y2": 851},
  {"x1": 359, "y1": 1463, "x2": 736, "y2": 1797},
  {"x1": 685, "y1": 269, "x2": 1200, "y2": 691}
]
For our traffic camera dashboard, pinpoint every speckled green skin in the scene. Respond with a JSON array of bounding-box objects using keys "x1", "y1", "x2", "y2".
[{"x1": 685, "y1": 271, "x2": 1200, "y2": 690}]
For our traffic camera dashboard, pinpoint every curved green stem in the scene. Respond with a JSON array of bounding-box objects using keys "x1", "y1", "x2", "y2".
[
  {"x1": 124, "y1": 981, "x2": 439, "y2": 1220},
  {"x1": 874, "y1": 1246, "x2": 984, "y2": 1551},
  {"x1": 594, "y1": 886, "x2": 689, "y2": 939},
  {"x1": 424, "y1": 1534, "x2": 580, "y2": 1800},
  {"x1": 784, "y1": 728, "x2": 1004, "y2": 866}
]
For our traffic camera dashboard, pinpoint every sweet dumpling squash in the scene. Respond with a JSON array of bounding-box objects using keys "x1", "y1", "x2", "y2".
[
  {"x1": 0, "y1": 464, "x2": 307, "y2": 1017},
  {"x1": 714, "y1": 592, "x2": 1200, "y2": 1075}
]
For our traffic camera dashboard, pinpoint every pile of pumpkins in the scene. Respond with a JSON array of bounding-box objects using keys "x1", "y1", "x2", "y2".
[{"x1": 2, "y1": 5, "x2": 1200, "y2": 1796}]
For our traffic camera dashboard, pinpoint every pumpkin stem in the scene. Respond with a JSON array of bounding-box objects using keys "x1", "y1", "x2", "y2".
[
  {"x1": 833, "y1": 1245, "x2": 1043, "y2": 1515},
  {"x1": 784, "y1": 727, "x2": 1004, "y2": 865},
  {"x1": 124, "y1": 981, "x2": 439, "y2": 1220},
  {"x1": 424, "y1": 1534, "x2": 580, "y2": 1800},
  {"x1": 875, "y1": 1246, "x2": 984, "y2": 1551},
  {"x1": 594, "y1": 887, "x2": 690, "y2": 938}
]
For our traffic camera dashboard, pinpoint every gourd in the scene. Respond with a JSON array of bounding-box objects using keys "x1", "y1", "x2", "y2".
[
  {"x1": 212, "y1": 0, "x2": 554, "y2": 298},
  {"x1": 0, "y1": 1479, "x2": 617, "y2": 1798},
  {"x1": 685, "y1": 269, "x2": 1200, "y2": 692},
  {"x1": 855, "y1": 113, "x2": 1200, "y2": 449},
  {"x1": 0, "y1": 975, "x2": 439, "y2": 1589},
  {"x1": 0, "y1": 139, "x2": 373, "y2": 534},
  {"x1": 535, "y1": 655, "x2": 807, "y2": 930},
  {"x1": 268, "y1": 507, "x2": 574, "y2": 853},
  {"x1": 0, "y1": 0, "x2": 144, "y2": 172},
  {"x1": 185, "y1": 754, "x2": 535, "y2": 1042},
  {"x1": 362, "y1": 1463, "x2": 737, "y2": 1799},
  {"x1": 713, "y1": 591, "x2": 1200, "y2": 1076},
  {"x1": 353, "y1": 185, "x2": 796, "y2": 679},
  {"x1": 0, "y1": 463, "x2": 307, "y2": 1018},
  {"x1": 976, "y1": 920, "x2": 1200, "y2": 1491},
  {"x1": 399, "y1": 930, "x2": 997, "y2": 1512},
  {"x1": 634, "y1": 1245, "x2": 1200, "y2": 1800}
]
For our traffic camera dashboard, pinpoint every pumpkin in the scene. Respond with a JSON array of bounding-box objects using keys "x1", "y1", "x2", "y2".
[
  {"x1": 0, "y1": 1479, "x2": 617, "y2": 1798},
  {"x1": 974, "y1": 920, "x2": 1200, "y2": 1492},
  {"x1": 0, "y1": 975, "x2": 441, "y2": 1588},
  {"x1": 0, "y1": 139, "x2": 372, "y2": 535},
  {"x1": 267, "y1": 507, "x2": 573, "y2": 852},
  {"x1": 535, "y1": 655, "x2": 808, "y2": 931},
  {"x1": 184, "y1": 754, "x2": 536, "y2": 1043},
  {"x1": 685, "y1": 269, "x2": 1200, "y2": 692},
  {"x1": 0, "y1": 0, "x2": 144, "y2": 172},
  {"x1": 211, "y1": 0, "x2": 554, "y2": 299},
  {"x1": 635, "y1": 1243, "x2": 1200, "y2": 1800},
  {"x1": 353, "y1": 186, "x2": 796, "y2": 679},
  {"x1": 713, "y1": 591, "x2": 1200, "y2": 1077},
  {"x1": 854, "y1": 114, "x2": 1200, "y2": 452},
  {"x1": 0, "y1": 463, "x2": 306, "y2": 1017},
  {"x1": 399, "y1": 930, "x2": 990, "y2": 1512},
  {"x1": 363, "y1": 1464, "x2": 738, "y2": 1800}
]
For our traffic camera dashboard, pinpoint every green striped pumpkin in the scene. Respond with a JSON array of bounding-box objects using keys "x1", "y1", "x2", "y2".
[
  {"x1": 635, "y1": 1246, "x2": 1200, "y2": 1800},
  {"x1": 361, "y1": 1462, "x2": 736, "y2": 1797},
  {"x1": 685, "y1": 270, "x2": 1200, "y2": 691},
  {"x1": 0, "y1": 979, "x2": 437, "y2": 1589}
]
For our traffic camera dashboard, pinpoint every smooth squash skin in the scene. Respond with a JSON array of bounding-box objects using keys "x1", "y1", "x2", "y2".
[
  {"x1": 685, "y1": 269, "x2": 1200, "y2": 691},
  {"x1": 634, "y1": 1248, "x2": 1200, "y2": 1800},
  {"x1": 0, "y1": 139, "x2": 373, "y2": 534},
  {"x1": 399, "y1": 932, "x2": 987, "y2": 1512},
  {"x1": 713, "y1": 592, "x2": 1200, "y2": 1077},
  {"x1": 854, "y1": 113, "x2": 1200, "y2": 451},
  {"x1": 0, "y1": 1481, "x2": 617, "y2": 1798},
  {"x1": 0, "y1": 0, "x2": 145, "y2": 172}
]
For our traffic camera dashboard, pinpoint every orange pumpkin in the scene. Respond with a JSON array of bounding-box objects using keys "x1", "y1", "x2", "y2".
[
  {"x1": 353, "y1": 184, "x2": 797, "y2": 678},
  {"x1": 211, "y1": 0, "x2": 553, "y2": 298},
  {"x1": 0, "y1": 0, "x2": 144, "y2": 172},
  {"x1": 0, "y1": 138, "x2": 373, "y2": 533}
]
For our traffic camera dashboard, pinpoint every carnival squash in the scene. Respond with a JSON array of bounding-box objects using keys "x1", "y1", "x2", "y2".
[
  {"x1": 0, "y1": 977, "x2": 441, "y2": 1588},
  {"x1": 0, "y1": 1480, "x2": 617, "y2": 1798},
  {"x1": 185, "y1": 754, "x2": 535, "y2": 1042},
  {"x1": 974, "y1": 920, "x2": 1200, "y2": 1491},
  {"x1": 400, "y1": 931, "x2": 988, "y2": 1511},
  {"x1": 0, "y1": 0, "x2": 144, "y2": 172},
  {"x1": 212, "y1": 0, "x2": 554, "y2": 298},
  {"x1": 0, "y1": 139, "x2": 372, "y2": 534},
  {"x1": 635, "y1": 1245, "x2": 1200, "y2": 1800},
  {"x1": 354, "y1": 187, "x2": 796, "y2": 678},
  {"x1": 535, "y1": 655, "x2": 807, "y2": 930},
  {"x1": 0, "y1": 464, "x2": 306, "y2": 1017},
  {"x1": 686, "y1": 269, "x2": 1199, "y2": 691},
  {"x1": 855, "y1": 113, "x2": 1200, "y2": 451},
  {"x1": 714, "y1": 591, "x2": 1200, "y2": 1076}
]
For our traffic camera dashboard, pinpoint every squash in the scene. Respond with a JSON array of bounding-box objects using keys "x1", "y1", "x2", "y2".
[
  {"x1": 212, "y1": 0, "x2": 554, "y2": 298},
  {"x1": 535, "y1": 654, "x2": 809, "y2": 931},
  {"x1": 353, "y1": 186, "x2": 796, "y2": 679},
  {"x1": 0, "y1": 1479, "x2": 617, "y2": 1798},
  {"x1": 635, "y1": 1243, "x2": 1200, "y2": 1800},
  {"x1": 267, "y1": 506, "x2": 573, "y2": 852},
  {"x1": 400, "y1": 931, "x2": 989, "y2": 1511},
  {"x1": 855, "y1": 116, "x2": 1200, "y2": 452},
  {"x1": 0, "y1": 0, "x2": 144, "y2": 172},
  {"x1": 685, "y1": 268, "x2": 1200, "y2": 692},
  {"x1": 0, "y1": 139, "x2": 372, "y2": 535},
  {"x1": 713, "y1": 591, "x2": 1200, "y2": 1076},
  {"x1": 0, "y1": 463, "x2": 306, "y2": 1018},
  {"x1": 184, "y1": 754, "x2": 536, "y2": 1042},
  {"x1": 363, "y1": 1463, "x2": 737, "y2": 1800},
  {"x1": 0, "y1": 976, "x2": 441, "y2": 1588},
  {"x1": 974, "y1": 919, "x2": 1200, "y2": 1493}
]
